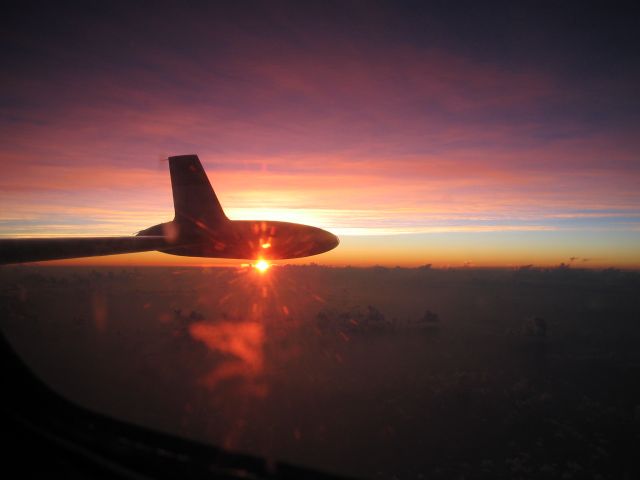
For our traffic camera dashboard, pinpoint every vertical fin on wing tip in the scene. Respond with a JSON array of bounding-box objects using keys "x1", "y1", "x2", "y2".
[{"x1": 168, "y1": 154, "x2": 228, "y2": 227}]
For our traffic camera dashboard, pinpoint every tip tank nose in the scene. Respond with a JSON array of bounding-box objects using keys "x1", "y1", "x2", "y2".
[{"x1": 318, "y1": 229, "x2": 339, "y2": 253}]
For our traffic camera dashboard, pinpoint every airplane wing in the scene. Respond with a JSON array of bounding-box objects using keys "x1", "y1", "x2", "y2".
[
  {"x1": 0, "y1": 236, "x2": 169, "y2": 265},
  {"x1": 0, "y1": 154, "x2": 338, "y2": 265}
]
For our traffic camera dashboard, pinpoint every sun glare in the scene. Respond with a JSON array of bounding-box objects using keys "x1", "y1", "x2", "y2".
[{"x1": 255, "y1": 260, "x2": 270, "y2": 273}]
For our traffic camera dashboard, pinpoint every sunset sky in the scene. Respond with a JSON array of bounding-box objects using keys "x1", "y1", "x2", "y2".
[{"x1": 2, "y1": 1, "x2": 639, "y2": 267}]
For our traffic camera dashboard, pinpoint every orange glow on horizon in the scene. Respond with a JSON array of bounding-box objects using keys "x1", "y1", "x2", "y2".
[{"x1": 28, "y1": 239, "x2": 640, "y2": 270}]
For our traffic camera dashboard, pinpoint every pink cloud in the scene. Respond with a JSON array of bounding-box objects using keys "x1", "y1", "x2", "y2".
[{"x1": 1, "y1": 36, "x2": 639, "y2": 245}]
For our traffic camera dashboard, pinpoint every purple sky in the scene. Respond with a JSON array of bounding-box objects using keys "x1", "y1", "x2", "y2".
[{"x1": 2, "y1": 1, "x2": 639, "y2": 266}]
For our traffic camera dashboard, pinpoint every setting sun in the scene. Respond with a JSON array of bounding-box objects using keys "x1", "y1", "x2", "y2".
[{"x1": 254, "y1": 260, "x2": 270, "y2": 273}]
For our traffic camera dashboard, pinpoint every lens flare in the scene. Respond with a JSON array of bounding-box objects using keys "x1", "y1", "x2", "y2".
[{"x1": 255, "y1": 260, "x2": 270, "y2": 273}]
